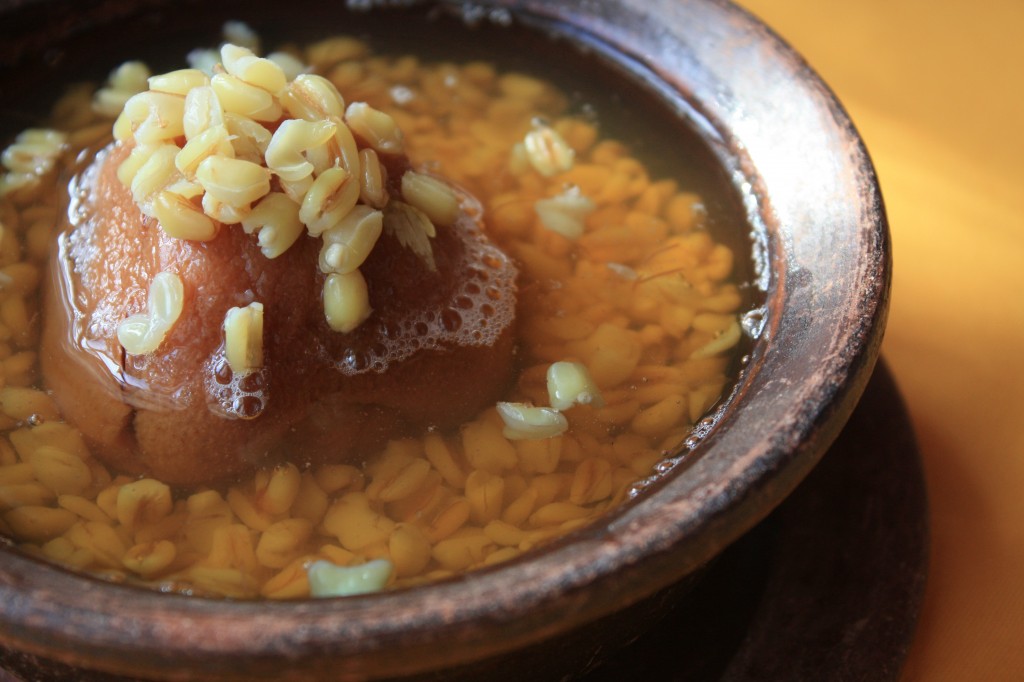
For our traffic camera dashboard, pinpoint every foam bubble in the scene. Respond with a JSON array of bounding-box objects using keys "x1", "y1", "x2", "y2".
[
  {"x1": 204, "y1": 351, "x2": 269, "y2": 420},
  {"x1": 329, "y1": 198, "x2": 516, "y2": 375}
]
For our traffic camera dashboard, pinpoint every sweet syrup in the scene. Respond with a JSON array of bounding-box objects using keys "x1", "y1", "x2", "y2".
[{"x1": 0, "y1": 4, "x2": 766, "y2": 595}]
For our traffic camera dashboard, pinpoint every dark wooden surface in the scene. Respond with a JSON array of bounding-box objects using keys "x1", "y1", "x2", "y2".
[{"x1": 583, "y1": 359, "x2": 929, "y2": 681}]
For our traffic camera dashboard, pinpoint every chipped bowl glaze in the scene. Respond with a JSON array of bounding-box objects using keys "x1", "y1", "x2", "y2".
[{"x1": 0, "y1": 0, "x2": 890, "y2": 679}]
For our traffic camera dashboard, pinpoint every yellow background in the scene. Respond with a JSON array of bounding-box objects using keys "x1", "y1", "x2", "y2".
[{"x1": 736, "y1": 1, "x2": 1024, "y2": 679}]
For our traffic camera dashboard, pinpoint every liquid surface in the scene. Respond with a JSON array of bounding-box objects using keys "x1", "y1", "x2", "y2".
[{"x1": 0, "y1": 22, "x2": 750, "y2": 597}]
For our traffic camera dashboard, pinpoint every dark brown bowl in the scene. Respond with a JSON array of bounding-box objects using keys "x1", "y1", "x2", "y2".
[{"x1": 0, "y1": 1, "x2": 890, "y2": 679}]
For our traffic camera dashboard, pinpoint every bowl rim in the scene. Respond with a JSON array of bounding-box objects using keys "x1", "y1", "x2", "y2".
[{"x1": 0, "y1": 0, "x2": 891, "y2": 678}]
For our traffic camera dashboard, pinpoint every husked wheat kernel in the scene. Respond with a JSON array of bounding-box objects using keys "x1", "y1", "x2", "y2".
[
  {"x1": 318, "y1": 205, "x2": 383, "y2": 275},
  {"x1": 523, "y1": 125, "x2": 574, "y2": 177},
  {"x1": 261, "y1": 559, "x2": 311, "y2": 599},
  {"x1": 547, "y1": 361, "x2": 603, "y2": 411},
  {"x1": 224, "y1": 112, "x2": 271, "y2": 163},
  {"x1": 122, "y1": 92, "x2": 186, "y2": 145},
  {"x1": 223, "y1": 302, "x2": 264, "y2": 374},
  {"x1": 300, "y1": 166, "x2": 360, "y2": 236},
  {"x1": 462, "y1": 418, "x2": 518, "y2": 472},
  {"x1": 195, "y1": 155, "x2": 272, "y2": 208},
  {"x1": 690, "y1": 318, "x2": 741, "y2": 359},
  {"x1": 267, "y1": 52, "x2": 307, "y2": 82},
  {"x1": 1, "y1": 482, "x2": 54, "y2": 510},
  {"x1": 123, "y1": 540, "x2": 176, "y2": 576},
  {"x1": 153, "y1": 190, "x2": 218, "y2": 241},
  {"x1": 182, "y1": 86, "x2": 226, "y2": 140},
  {"x1": 496, "y1": 402, "x2": 567, "y2": 441},
  {"x1": 211, "y1": 73, "x2": 282, "y2": 122},
  {"x1": 256, "y1": 518, "x2": 312, "y2": 569},
  {"x1": 389, "y1": 523, "x2": 431, "y2": 578},
  {"x1": 206, "y1": 524, "x2": 258, "y2": 572},
  {"x1": 116, "y1": 479, "x2": 172, "y2": 531},
  {"x1": 323, "y1": 270, "x2": 371, "y2": 333},
  {"x1": 291, "y1": 472, "x2": 328, "y2": 525},
  {"x1": 314, "y1": 464, "x2": 363, "y2": 495},
  {"x1": 221, "y1": 44, "x2": 287, "y2": 94},
  {"x1": 357, "y1": 148, "x2": 387, "y2": 208},
  {"x1": 29, "y1": 446, "x2": 92, "y2": 496},
  {"x1": 2, "y1": 133, "x2": 66, "y2": 175},
  {"x1": 423, "y1": 434, "x2": 466, "y2": 488},
  {"x1": 369, "y1": 457, "x2": 431, "y2": 504},
  {"x1": 465, "y1": 470, "x2": 504, "y2": 525},
  {"x1": 400, "y1": 171, "x2": 458, "y2": 227},
  {"x1": 201, "y1": 192, "x2": 248, "y2": 224},
  {"x1": 93, "y1": 62, "x2": 151, "y2": 117},
  {"x1": 116, "y1": 272, "x2": 184, "y2": 356},
  {"x1": 175, "y1": 124, "x2": 233, "y2": 179},
  {"x1": 222, "y1": 20, "x2": 260, "y2": 52},
  {"x1": 255, "y1": 463, "x2": 302, "y2": 516},
  {"x1": 0, "y1": 462, "x2": 33, "y2": 485},
  {"x1": 323, "y1": 492, "x2": 395, "y2": 551},
  {"x1": 535, "y1": 185, "x2": 595, "y2": 240},
  {"x1": 149, "y1": 69, "x2": 210, "y2": 96},
  {"x1": 435, "y1": 529, "x2": 494, "y2": 571},
  {"x1": 58, "y1": 495, "x2": 111, "y2": 524},
  {"x1": 344, "y1": 102, "x2": 404, "y2": 154},
  {"x1": 265, "y1": 119, "x2": 336, "y2": 182},
  {"x1": 3, "y1": 506, "x2": 76, "y2": 542},
  {"x1": 243, "y1": 192, "x2": 305, "y2": 259},
  {"x1": 129, "y1": 145, "x2": 180, "y2": 216},
  {"x1": 282, "y1": 74, "x2": 346, "y2": 120}
]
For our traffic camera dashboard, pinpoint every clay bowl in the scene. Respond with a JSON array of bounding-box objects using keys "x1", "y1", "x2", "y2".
[{"x1": 0, "y1": 0, "x2": 890, "y2": 679}]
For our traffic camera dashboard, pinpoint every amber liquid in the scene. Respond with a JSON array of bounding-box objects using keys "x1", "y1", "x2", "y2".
[{"x1": 0, "y1": 1, "x2": 762, "y2": 596}]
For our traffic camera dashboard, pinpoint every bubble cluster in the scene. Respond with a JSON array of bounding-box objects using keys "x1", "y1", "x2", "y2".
[
  {"x1": 332, "y1": 209, "x2": 516, "y2": 375},
  {"x1": 204, "y1": 352, "x2": 268, "y2": 420}
]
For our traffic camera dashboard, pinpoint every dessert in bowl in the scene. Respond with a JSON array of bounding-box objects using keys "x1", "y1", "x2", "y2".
[{"x1": 0, "y1": 0, "x2": 889, "y2": 679}]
